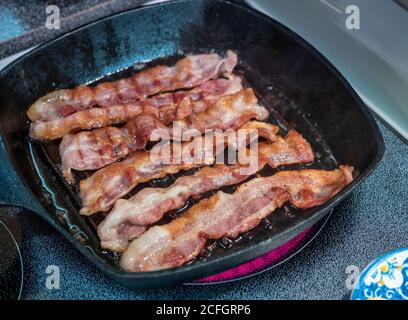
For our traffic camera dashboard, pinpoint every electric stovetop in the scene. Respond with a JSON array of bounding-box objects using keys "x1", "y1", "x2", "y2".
[{"x1": 247, "y1": 0, "x2": 408, "y2": 142}]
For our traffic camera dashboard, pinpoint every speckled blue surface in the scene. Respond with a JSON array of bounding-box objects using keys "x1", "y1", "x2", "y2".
[
  {"x1": 0, "y1": 118, "x2": 407, "y2": 300},
  {"x1": 0, "y1": 0, "x2": 149, "y2": 58}
]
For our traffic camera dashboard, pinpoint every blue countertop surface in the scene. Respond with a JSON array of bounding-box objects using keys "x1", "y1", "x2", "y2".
[{"x1": 0, "y1": 118, "x2": 407, "y2": 300}]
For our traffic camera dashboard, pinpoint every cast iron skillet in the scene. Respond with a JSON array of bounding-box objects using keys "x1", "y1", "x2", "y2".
[{"x1": 0, "y1": 0, "x2": 384, "y2": 288}]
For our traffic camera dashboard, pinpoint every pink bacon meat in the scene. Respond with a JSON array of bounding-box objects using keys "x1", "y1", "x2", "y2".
[
  {"x1": 29, "y1": 74, "x2": 242, "y2": 140},
  {"x1": 59, "y1": 86, "x2": 269, "y2": 182},
  {"x1": 27, "y1": 51, "x2": 238, "y2": 122},
  {"x1": 120, "y1": 166, "x2": 353, "y2": 272},
  {"x1": 98, "y1": 129, "x2": 314, "y2": 252},
  {"x1": 79, "y1": 89, "x2": 269, "y2": 215}
]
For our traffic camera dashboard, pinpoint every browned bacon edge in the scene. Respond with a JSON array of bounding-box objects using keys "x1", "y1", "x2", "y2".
[
  {"x1": 59, "y1": 84, "x2": 268, "y2": 183},
  {"x1": 98, "y1": 129, "x2": 314, "y2": 252},
  {"x1": 120, "y1": 166, "x2": 353, "y2": 272},
  {"x1": 79, "y1": 89, "x2": 269, "y2": 215},
  {"x1": 29, "y1": 75, "x2": 242, "y2": 140},
  {"x1": 27, "y1": 51, "x2": 238, "y2": 122}
]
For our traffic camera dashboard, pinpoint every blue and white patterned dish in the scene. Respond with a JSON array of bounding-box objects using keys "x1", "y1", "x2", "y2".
[{"x1": 351, "y1": 248, "x2": 408, "y2": 300}]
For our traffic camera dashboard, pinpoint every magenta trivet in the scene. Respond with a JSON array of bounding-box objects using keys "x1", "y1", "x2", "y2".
[{"x1": 193, "y1": 225, "x2": 315, "y2": 284}]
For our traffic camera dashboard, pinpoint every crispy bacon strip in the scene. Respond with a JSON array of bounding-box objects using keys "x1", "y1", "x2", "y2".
[
  {"x1": 79, "y1": 94, "x2": 270, "y2": 216},
  {"x1": 120, "y1": 166, "x2": 353, "y2": 272},
  {"x1": 29, "y1": 75, "x2": 242, "y2": 140},
  {"x1": 27, "y1": 51, "x2": 238, "y2": 122},
  {"x1": 98, "y1": 129, "x2": 314, "y2": 252},
  {"x1": 59, "y1": 87, "x2": 267, "y2": 182}
]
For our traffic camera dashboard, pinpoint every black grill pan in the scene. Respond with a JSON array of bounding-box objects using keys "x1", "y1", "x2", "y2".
[{"x1": 0, "y1": 0, "x2": 384, "y2": 288}]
